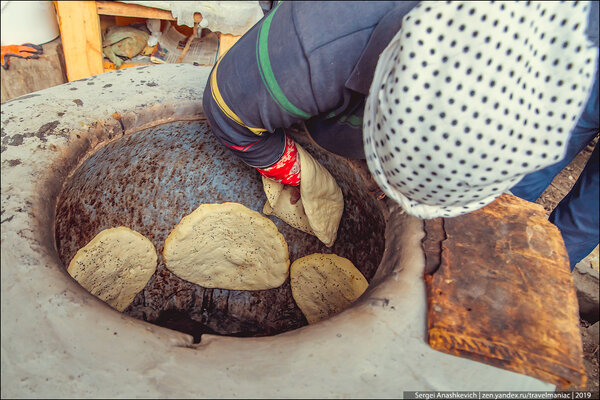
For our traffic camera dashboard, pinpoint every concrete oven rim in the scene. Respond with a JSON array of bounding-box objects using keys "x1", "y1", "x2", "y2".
[
  {"x1": 0, "y1": 64, "x2": 394, "y2": 341},
  {"x1": 0, "y1": 64, "x2": 553, "y2": 397}
]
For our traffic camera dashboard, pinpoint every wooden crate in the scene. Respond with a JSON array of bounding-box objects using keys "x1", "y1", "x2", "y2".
[
  {"x1": 1, "y1": 38, "x2": 67, "y2": 102},
  {"x1": 54, "y1": 1, "x2": 240, "y2": 81}
]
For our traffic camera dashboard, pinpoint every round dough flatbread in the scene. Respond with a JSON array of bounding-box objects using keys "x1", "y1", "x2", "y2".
[
  {"x1": 163, "y1": 202, "x2": 290, "y2": 290},
  {"x1": 67, "y1": 227, "x2": 157, "y2": 312},
  {"x1": 290, "y1": 254, "x2": 368, "y2": 324}
]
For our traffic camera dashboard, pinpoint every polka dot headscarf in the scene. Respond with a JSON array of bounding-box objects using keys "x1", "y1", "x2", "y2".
[{"x1": 364, "y1": 1, "x2": 598, "y2": 219}]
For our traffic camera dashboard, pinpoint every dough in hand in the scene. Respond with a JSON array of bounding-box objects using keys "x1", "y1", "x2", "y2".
[
  {"x1": 290, "y1": 253, "x2": 368, "y2": 324},
  {"x1": 67, "y1": 227, "x2": 158, "y2": 312},
  {"x1": 262, "y1": 143, "x2": 343, "y2": 247},
  {"x1": 262, "y1": 175, "x2": 314, "y2": 236},
  {"x1": 163, "y1": 202, "x2": 290, "y2": 290}
]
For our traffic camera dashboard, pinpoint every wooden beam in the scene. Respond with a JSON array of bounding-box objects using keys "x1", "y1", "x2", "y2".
[
  {"x1": 1, "y1": 38, "x2": 67, "y2": 102},
  {"x1": 96, "y1": 1, "x2": 203, "y2": 23},
  {"x1": 55, "y1": 1, "x2": 104, "y2": 81}
]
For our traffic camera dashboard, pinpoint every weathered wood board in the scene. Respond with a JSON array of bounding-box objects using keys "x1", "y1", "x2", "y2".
[
  {"x1": 1, "y1": 38, "x2": 67, "y2": 103},
  {"x1": 423, "y1": 194, "x2": 586, "y2": 388}
]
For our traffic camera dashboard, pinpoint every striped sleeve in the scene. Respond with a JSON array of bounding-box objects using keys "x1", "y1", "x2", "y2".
[{"x1": 202, "y1": 1, "x2": 319, "y2": 168}]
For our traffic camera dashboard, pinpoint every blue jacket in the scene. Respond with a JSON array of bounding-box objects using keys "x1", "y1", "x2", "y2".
[
  {"x1": 202, "y1": 1, "x2": 419, "y2": 167},
  {"x1": 203, "y1": 0, "x2": 598, "y2": 167}
]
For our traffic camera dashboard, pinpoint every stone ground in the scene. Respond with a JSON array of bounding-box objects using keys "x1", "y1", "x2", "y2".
[{"x1": 533, "y1": 135, "x2": 599, "y2": 392}]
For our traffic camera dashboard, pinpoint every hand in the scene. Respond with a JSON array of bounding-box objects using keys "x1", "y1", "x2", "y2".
[{"x1": 289, "y1": 186, "x2": 301, "y2": 205}]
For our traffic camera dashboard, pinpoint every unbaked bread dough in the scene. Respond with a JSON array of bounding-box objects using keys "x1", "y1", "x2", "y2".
[
  {"x1": 262, "y1": 176, "x2": 314, "y2": 236},
  {"x1": 67, "y1": 227, "x2": 158, "y2": 312},
  {"x1": 163, "y1": 202, "x2": 290, "y2": 290},
  {"x1": 262, "y1": 144, "x2": 343, "y2": 247},
  {"x1": 290, "y1": 253, "x2": 368, "y2": 324}
]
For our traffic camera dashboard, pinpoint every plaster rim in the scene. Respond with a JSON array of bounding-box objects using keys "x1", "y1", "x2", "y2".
[
  {"x1": 50, "y1": 115, "x2": 392, "y2": 342},
  {"x1": 1, "y1": 65, "x2": 553, "y2": 396},
  {"x1": 6, "y1": 84, "x2": 402, "y2": 350}
]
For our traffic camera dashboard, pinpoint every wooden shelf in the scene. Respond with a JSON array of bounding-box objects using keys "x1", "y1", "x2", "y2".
[
  {"x1": 96, "y1": 1, "x2": 203, "y2": 22},
  {"x1": 55, "y1": 1, "x2": 241, "y2": 82}
]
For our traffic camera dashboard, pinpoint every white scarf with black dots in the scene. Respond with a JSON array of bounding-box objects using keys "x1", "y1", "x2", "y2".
[{"x1": 363, "y1": 1, "x2": 598, "y2": 219}]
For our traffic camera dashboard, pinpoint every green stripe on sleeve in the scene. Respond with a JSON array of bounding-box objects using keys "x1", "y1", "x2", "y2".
[
  {"x1": 256, "y1": 2, "x2": 311, "y2": 119},
  {"x1": 337, "y1": 114, "x2": 363, "y2": 129}
]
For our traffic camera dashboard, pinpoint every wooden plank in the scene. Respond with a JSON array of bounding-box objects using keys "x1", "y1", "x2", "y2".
[
  {"x1": 96, "y1": 1, "x2": 202, "y2": 22},
  {"x1": 426, "y1": 194, "x2": 585, "y2": 388},
  {"x1": 1, "y1": 38, "x2": 67, "y2": 102},
  {"x1": 55, "y1": 1, "x2": 104, "y2": 81},
  {"x1": 217, "y1": 33, "x2": 242, "y2": 59},
  {"x1": 114, "y1": 15, "x2": 147, "y2": 26}
]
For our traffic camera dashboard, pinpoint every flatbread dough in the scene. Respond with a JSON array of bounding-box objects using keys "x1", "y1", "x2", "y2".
[
  {"x1": 67, "y1": 227, "x2": 158, "y2": 312},
  {"x1": 262, "y1": 144, "x2": 343, "y2": 247},
  {"x1": 262, "y1": 176, "x2": 314, "y2": 236},
  {"x1": 163, "y1": 202, "x2": 290, "y2": 290},
  {"x1": 290, "y1": 253, "x2": 368, "y2": 324}
]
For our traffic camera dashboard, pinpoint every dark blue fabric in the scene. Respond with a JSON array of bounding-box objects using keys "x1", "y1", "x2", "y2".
[
  {"x1": 549, "y1": 142, "x2": 599, "y2": 270},
  {"x1": 202, "y1": 1, "x2": 311, "y2": 168},
  {"x1": 202, "y1": 1, "x2": 599, "y2": 270},
  {"x1": 305, "y1": 94, "x2": 367, "y2": 159},
  {"x1": 585, "y1": 0, "x2": 599, "y2": 47},
  {"x1": 305, "y1": 1, "x2": 418, "y2": 159},
  {"x1": 202, "y1": 1, "x2": 416, "y2": 166},
  {"x1": 346, "y1": 2, "x2": 419, "y2": 95}
]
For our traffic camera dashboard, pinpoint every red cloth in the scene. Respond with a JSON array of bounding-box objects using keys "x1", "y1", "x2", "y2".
[{"x1": 257, "y1": 136, "x2": 300, "y2": 186}]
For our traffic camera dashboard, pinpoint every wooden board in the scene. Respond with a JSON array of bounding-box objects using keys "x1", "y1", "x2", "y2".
[
  {"x1": 96, "y1": 1, "x2": 202, "y2": 22},
  {"x1": 217, "y1": 33, "x2": 242, "y2": 59},
  {"x1": 423, "y1": 194, "x2": 586, "y2": 388},
  {"x1": 1, "y1": 38, "x2": 67, "y2": 102},
  {"x1": 55, "y1": 1, "x2": 104, "y2": 81}
]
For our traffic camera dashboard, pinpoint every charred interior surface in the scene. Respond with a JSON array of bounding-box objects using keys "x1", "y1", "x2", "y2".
[{"x1": 55, "y1": 121, "x2": 386, "y2": 341}]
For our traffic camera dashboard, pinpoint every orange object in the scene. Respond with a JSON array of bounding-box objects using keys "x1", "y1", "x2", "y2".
[
  {"x1": 169, "y1": 20, "x2": 194, "y2": 37},
  {"x1": 103, "y1": 61, "x2": 151, "y2": 71},
  {"x1": 1, "y1": 43, "x2": 43, "y2": 70},
  {"x1": 115, "y1": 16, "x2": 147, "y2": 26}
]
